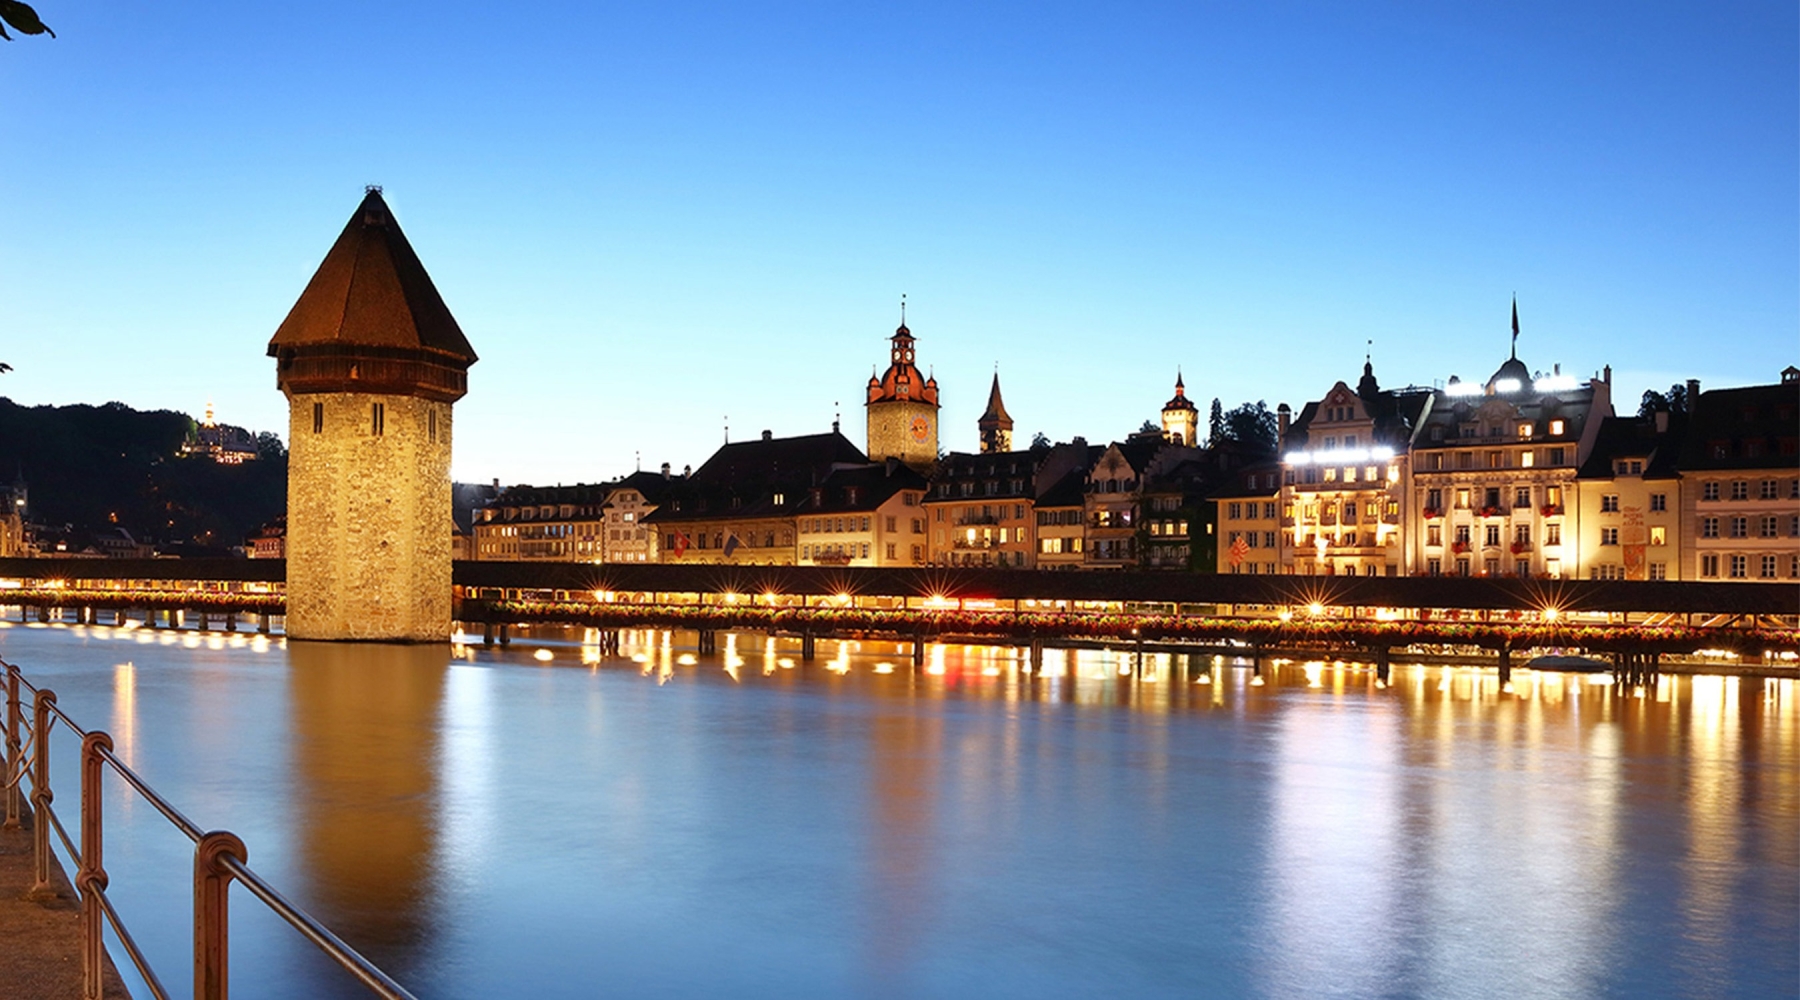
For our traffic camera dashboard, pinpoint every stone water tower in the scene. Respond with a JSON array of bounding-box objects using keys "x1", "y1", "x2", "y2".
[{"x1": 268, "y1": 188, "x2": 477, "y2": 641}]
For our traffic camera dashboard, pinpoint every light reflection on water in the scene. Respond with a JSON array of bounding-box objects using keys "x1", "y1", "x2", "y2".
[{"x1": 2, "y1": 622, "x2": 1795, "y2": 999}]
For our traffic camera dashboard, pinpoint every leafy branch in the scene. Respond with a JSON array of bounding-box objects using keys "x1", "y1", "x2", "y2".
[{"x1": 0, "y1": 1, "x2": 54, "y2": 41}]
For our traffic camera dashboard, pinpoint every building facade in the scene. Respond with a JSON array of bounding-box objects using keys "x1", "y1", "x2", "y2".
[
  {"x1": 1408, "y1": 349, "x2": 1611, "y2": 578},
  {"x1": 1677, "y1": 370, "x2": 1800, "y2": 582}
]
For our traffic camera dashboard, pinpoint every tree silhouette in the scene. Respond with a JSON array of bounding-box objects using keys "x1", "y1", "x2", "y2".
[{"x1": 0, "y1": 2, "x2": 53, "y2": 40}]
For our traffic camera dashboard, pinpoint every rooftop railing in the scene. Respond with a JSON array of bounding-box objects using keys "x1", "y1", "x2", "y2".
[{"x1": 2, "y1": 659, "x2": 417, "y2": 1000}]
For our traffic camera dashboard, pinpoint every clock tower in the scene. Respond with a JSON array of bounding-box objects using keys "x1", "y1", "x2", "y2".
[{"x1": 864, "y1": 315, "x2": 939, "y2": 471}]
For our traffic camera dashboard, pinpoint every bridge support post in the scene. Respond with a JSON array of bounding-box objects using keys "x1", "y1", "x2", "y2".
[
  {"x1": 801, "y1": 631, "x2": 816, "y2": 663},
  {"x1": 1497, "y1": 641, "x2": 1512, "y2": 687},
  {"x1": 1375, "y1": 647, "x2": 1390, "y2": 685},
  {"x1": 912, "y1": 634, "x2": 926, "y2": 669},
  {"x1": 1029, "y1": 638, "x2": 1043, "y2": 673},
  {"x1": 482, "y1": 622, "x2": 494, "y2": 647},
  {"x1": 698, "y1": 630, "x2": 716, "y2": 654},
  {"x1": 499, "y1": 624, "x2": 511, "y2": 647},
  {"x1": 224, "y1": 612, "x2": 237, "y2": 633},
  {"x1": 1251, "y1": 645, "x2": 1263, "y2": 679},
  {"x1": 258, "y1": 613, "x2": 270, "y2": 635}
]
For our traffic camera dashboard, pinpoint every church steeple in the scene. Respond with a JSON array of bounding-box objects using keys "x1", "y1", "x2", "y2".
[{"x1": 978, "y1": 371, "x2": 1013, "y2": 453}]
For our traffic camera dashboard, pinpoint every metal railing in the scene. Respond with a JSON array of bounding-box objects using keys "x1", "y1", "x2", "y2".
[{"x1": 2, "y1": 659, "x2": 419, "y2": 1000}]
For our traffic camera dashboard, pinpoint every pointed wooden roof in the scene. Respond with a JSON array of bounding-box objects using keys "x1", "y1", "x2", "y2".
[
  {"x1": 268, "y1": 189, "x2": 477, "y2": 364},
  {"x1": 979, "y1": 373, "x2": 1012, "y2": 425}
]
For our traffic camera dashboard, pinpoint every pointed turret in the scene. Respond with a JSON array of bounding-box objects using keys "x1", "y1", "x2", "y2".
[
  {"x1": 268, "y1": 187, "x2": 477, "y2": 402},
  {"x1": 978, "y1": 372, "x2": 1014, "y2": 453},
  {"x1": 864, "y1": 310, "x2": 939, "y2": 470}
]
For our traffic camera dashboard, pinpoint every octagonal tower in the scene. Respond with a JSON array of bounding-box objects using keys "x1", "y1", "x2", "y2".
[{"x1": 268, "y1": 188, "x2": 477, "y2": 641}]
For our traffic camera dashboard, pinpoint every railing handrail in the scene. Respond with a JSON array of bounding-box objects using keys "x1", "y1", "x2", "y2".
[{"x1": 2, "y1": 656, "x2": 420, "y2": 1000}]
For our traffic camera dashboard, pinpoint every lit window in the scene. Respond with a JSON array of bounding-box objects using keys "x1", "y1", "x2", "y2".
[
  {"x1": 1518, "y1": 423, "x2": 1533, "y2": 438},
  {"x1": 1650, "y1": 526, "x2": 1666, "y2": 546},
  {"x1": 1549, "y1": 419, "x2": 1565, "y2": 435}
]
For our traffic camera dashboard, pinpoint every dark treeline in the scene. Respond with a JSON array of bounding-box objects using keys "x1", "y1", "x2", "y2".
[{"x1": 0, "y1": 398, "x2": 285, "y2": 551}]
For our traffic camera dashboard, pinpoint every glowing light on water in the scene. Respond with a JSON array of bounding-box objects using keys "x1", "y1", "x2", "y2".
[
  {"x1": 676, "y1": 654, "x2": 698, "y2": 666},
  {"x1": 534, "y1": 649, "x2": 554, "y2": 662}
]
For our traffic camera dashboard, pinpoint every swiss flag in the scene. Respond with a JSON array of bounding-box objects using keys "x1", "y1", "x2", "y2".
[
  {"x1": 1227, "y1": 535, "x2": 1250, "y2": 567},
  {"x1": 672, "y1": 530, "x2": 691, "y2": 557}
]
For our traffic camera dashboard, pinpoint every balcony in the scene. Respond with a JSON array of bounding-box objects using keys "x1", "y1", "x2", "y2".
[
  {"x1": 952, "y1": 538, "x2": 1002, "y2": 550},
  {"x1": 1422, "y1": 507, "x2": 1444, "y2": 520},
  {"x1": 954, "y1": 514, "x2": 1001, "y2": 526},
  {"x1": 1451, "y1": 540, "x2": 1471, "y2": 554},
  {"x1": 1478, "y1": 506, "x2": 1506, "y2": 518},
  {"x1": 1540, "y1": 504, "x2": 1563, "y2": 517},
  {"x1": 1509, "y1": 541, "x2": 1532, "y2": 555}
]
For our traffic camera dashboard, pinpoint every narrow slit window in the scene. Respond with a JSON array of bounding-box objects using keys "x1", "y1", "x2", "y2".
[
  {"x1": 312, "y1": 402, "x2": 324, "y2": 433},
  {"x1": 371, "y1": 402, "x2": 385, "y2": 436},
  {"x1": 428, "y1": 409, "x2": 438, "y2": 443}
]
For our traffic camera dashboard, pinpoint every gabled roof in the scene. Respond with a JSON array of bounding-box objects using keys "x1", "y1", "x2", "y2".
[
  {"x1": 268, "y1": 189, "x2": 477, "y2": 364},
  {"x1": 1677, "y1": 380, "x2": 1800, "y2": 471},
  {"x1": 805, "y1": 462, "x2": 929, "y2": 514},
  {"x1": 689, "y1": 431, "x2": 867, "y2": 488},
  {"x1": 1576, "y1": 415, "x2": 1683, "y2": 480},
  {"x1": 1034, "y1": 467, "x2": 1089, "y2": 508}
]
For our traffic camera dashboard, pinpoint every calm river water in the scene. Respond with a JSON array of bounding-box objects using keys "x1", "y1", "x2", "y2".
[{"x1": 1, "y1": 621, "x2": 1794, "y2": 999}]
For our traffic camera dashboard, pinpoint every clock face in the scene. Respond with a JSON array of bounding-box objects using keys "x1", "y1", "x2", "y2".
[{"x1": 910, "y1": 415, "x2": 931, "y2": 443}]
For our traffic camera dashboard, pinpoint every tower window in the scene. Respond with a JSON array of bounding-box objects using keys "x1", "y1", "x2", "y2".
[
  {"x1": 312, "y1": 402, "x2": 324, "y2": 434},
  {"x1": 371, "y1": 402, "x2": 386, "y2": 436}
]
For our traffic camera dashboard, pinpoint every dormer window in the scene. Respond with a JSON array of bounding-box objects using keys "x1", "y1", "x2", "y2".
[
  {"x1": 1549, "y1": 419, "x2": 1565, "y2": 435},
  {"x1": 1518, "y1": 423, "x2": 1533, "y2": 438}
]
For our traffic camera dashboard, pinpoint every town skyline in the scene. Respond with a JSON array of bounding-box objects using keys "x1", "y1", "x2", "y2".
[{"x1": 3, "y1": 3, "x2": 1793, "y2": 484}]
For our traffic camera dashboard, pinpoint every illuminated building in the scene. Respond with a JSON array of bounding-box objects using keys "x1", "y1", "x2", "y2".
[
  {"x1": 864, "y1": 315, "x2": 940, "y2": 471},
  {"x1": 648, "y1": 430, "x2": 864, "y2": 565},
  {"x1": 1279, "y1": 359, "x2": 1429, "y2": 576},
  {"x1": 269, "y1": 187, "x2": 477, "y2": 641},
  {"x1": 1032, "y1": 453, "x2": 1097, "y2": 571},
  {"x1": 1160, "y1": 372, "x2": 1199, "y2": 446},
  {"x1": 796, "y1": 461, "x2": 929, "y2": 567},
  {"x1": 1573, "y1": 411, "x2": 1683, "y2": 580},
  {"x1": 600, "y1": 470, "x2": 674, "y2": 563},
  {"x1": 1214, "y1": 463, "x2": 1283, "y2": 575},
  {"x1": 472, "y1": 484, "x2": 609, "y2": 561},
  {"x1": 183, "y1": 402, "x2": 260, "y2": 464},
  {"x1": 977, "y1": 373, "x2": 1014, "y2": 454},
  {"x1": 1676, "y1": 369, "x2": 1800, "y2": 582},
  {"x1": 1407, "y1": 323, "x2": 1612, "y2": 578},
  {"x1": 925, "y1": 450, "x2": 1040, "y2": 568},
  {"x1": 1083, "y1": 439, "x2": 1166, "y2": 569}
]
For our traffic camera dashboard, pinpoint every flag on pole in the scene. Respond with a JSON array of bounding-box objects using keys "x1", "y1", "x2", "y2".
[
  {"x1": 672, "y1": 530, "x2": 691, "y2": 557},
  {"x1": 1228, "y1": 535, "x2": 1250, "y2": 567},
  {"x1": 1511, "y1": 297, "x2": 1519, "y2": 357},
  {"x1": 723, "y1": 532, "x2": 741, "y2": 557}
]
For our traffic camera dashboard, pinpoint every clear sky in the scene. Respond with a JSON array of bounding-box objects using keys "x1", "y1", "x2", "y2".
[{"x1": 2, "y1": 2, "x2": 1794, "y2": 485}]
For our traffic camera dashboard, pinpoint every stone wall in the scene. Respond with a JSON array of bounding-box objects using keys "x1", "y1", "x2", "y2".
[{"x1": 285, "y1": 391, "x2": 453, "y2": 641}]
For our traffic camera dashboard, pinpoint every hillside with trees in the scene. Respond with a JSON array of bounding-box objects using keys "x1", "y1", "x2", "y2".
[{"x1": 0, "y1": 398, "x2": 286, "y2": 554}]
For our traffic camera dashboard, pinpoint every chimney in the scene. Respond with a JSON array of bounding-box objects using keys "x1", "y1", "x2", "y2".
[
  {"x1": 1687, "y1": 378, "x2": 1700, "y2": 403},
  {"x1": 661, "y1": 462, "x2": 671, "y2": 480},
  {"x1": 762, "y1": 429, "x2": 772, "y2": 441},
  {"x1": 1603, "y1": 364, "x2": 1612, "y2": 386},
  {"x1": 682, "y1": 465, "x2": 691, "y2": 478},
  {"x1": 1277, "y1": 402, "x2": 1291, "y2": 445}
]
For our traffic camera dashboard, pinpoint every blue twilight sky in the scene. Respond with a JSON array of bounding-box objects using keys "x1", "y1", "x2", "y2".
[{"x1": 1, "y1": 2, "x2": 1794, "y2": 484}]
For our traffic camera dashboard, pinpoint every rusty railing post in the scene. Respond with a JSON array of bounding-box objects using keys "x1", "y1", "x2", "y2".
[
  {"x1": 4, "y1": 662, "x2": 20, "y2": 830},
  {"x1": 194, "y1": 830, "x2": 248, "y2": 1000},
  {"x1": 30, "y1": 688, "x2": 56, "y2": 896},
  {"x1": 80, "y1": 730, "x2": 113, "y2": 1000}
]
